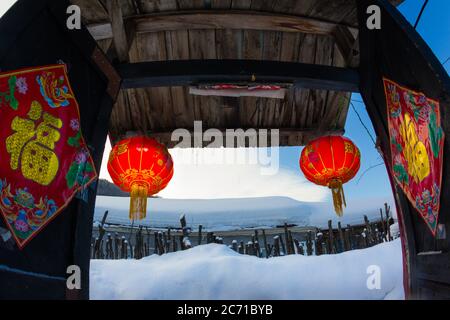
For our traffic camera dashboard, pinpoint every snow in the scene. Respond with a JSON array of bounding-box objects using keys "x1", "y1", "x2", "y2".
[
  {"x1": 390, "y1": 222, "x2": 401, "y2": 239},
  {"x1": 94, "y1": 195, "x2": 393, "y2": 230},
  {"x1": 90, "y1": 239, "x2": 404, "y2": 300}
]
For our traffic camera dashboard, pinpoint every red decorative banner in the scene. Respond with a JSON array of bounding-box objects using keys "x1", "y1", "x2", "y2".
[
  {"x1": 384, "y1": 78, "x2": 445, "y2": 235},
  {"x1": 0, "y1": 64, "x2": 97, "y2": 248}
]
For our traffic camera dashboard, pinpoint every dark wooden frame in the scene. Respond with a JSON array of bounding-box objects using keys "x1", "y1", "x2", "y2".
[
  {"x1": 357, "y1": 0, "x2": 450, "y2": 299},
  {"x1": 1, "y1": 0, "x2": 450, "y2": 300},
  {"x1": 0, "y1": 0, "x2": 120, "y2": 299}
]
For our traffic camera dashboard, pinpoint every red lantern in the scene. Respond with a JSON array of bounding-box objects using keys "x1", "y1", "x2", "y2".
[
  {"x1": 107, "y1": 136, "x2": 174, "y2": 220},
  {"x1": 300, "y1": 136, "x2": 361, "y2": 216}
]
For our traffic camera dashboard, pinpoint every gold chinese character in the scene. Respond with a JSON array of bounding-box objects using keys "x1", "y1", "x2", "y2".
[
  {"x1": 399, "y1": 113, "x2": 430, "y2": 183},
  {"x1": 6, "y1": 101, "x2": 62, "y2": 186}
]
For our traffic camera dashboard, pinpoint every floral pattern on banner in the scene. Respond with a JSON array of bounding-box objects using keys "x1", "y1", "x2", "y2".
[
  {"x1": 384, "y1": 78, "x2": 445, "y2": 235},
  {"x1": 0, "y1": 64, "x2": 97, "y2": 248}
]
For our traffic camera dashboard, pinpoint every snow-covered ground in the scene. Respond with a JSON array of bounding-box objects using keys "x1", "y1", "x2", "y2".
[
  {"x1": 90, "y1": 239, "x2": 404, "y2": 300},
  {"x1": 94, "y1": 196, "x2": 394, "y2": 230}
]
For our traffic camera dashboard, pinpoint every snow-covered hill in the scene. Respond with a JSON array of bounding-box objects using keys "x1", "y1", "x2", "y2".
[
  {"x1": 94, "y1": 195, "x2": 393, "y2": 230},
  {"x1": 90, "y1": 239, "x2": 404, "y2": 300}
]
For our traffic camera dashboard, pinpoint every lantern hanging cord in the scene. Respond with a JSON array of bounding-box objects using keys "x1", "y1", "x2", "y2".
[
  {"x1": 442, "y1": 56, "x2": 450, "y2": 66},
  {"x1": 356, "y1": 162, "x2": 385, "y2": 185},
  {"x1": 350, "y1": 101, "x2": 377, "y2": 147},
  {"x1": 414, "y1": 0, "x2": 429, "y2": 29}
]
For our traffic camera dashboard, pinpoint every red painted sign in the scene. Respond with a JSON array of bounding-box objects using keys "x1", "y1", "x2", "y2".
[{"x1": 0, "y1": 64, "x2": 97, "y2": 248}]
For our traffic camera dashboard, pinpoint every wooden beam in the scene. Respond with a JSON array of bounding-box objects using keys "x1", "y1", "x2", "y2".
[
  {"x1": 133, "y1": 10, "x2": 358, "y2": 35},
  {"x1": 87, "y1": 10, "x2": 358, "y2": 40},
  {"x1": 333, "y1": 25, "x2": 356, "y2": 63},
  {"x1": 116, "y1": 59, "x2": 360, "y2": 93},
  {"x1": 121, "y1": 128, "x2": 345, "y2": 148},
  {"x1": 105, "y1": 0, "x2": 129, "y2": 62}
]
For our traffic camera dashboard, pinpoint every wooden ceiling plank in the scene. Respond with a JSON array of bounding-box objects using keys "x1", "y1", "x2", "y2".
[
  {"x1": 231, "y1": 0, "x2": 252, "y2": 10},
  {"x1": 105, "y1": 0, "x2": 130, "y2": 62},
  {"x1": 71, "y1": 0, "x2": 109, "y2": 23},
  {"x1": 165, "y1": 30, "x2": 195, "y2": 127},
  {"x1": 312, "y1": 36, "x2": 333, "y2": 126},
  {"x1": 332, "y1": 24, "x2": 358, "y2": 66},
  {"x1": 188, "y1": 29, "x2": 218, "y2": 127},
  {"x1": 176, "y1": 0, "x2": 204, "y2": 10},
  {"x1": 295, "y1": 33, "x2": 316, "y2": 128},
  {"x1": 261, "y1": 31, "x2": 282, "y2": 127},
  {"x1": 211, "y1": 0, "x2": 233, "y2": 9},
  {"x1": 137, "y1": 31, "x2": 177, "y2": 130},
  {"x1": 318, "y1": 42, "x2": 350, "y2": 132}
]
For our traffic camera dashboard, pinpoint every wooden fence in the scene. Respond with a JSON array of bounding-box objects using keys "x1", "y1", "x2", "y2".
[{"x1": 91, "y1": 203, "x2": 395, "y2": 260}]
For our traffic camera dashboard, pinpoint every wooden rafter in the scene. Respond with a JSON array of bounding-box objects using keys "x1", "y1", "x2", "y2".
[
  {"x1": 87, "y1": 10, "x2": 358, "y2": 41},
  {"x1": 105, "y1": 0, "x2": 129, "y2": 62}
]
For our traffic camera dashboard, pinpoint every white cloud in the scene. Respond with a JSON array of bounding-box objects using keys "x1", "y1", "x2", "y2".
[
  {"x1": 99, "y1": 139, "x2": 327, "y2": 202},
  {"x1": 0, "y1": 0, "x2": 17, "y2": 17}
]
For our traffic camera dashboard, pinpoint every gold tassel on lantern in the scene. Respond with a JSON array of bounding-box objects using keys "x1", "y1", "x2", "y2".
[
  {"x1": 129, "y1": 183, "x2": 148, "y2": 220},
  {"x1": 328, "y1": 179, "x2": 346, "y2": 217}
]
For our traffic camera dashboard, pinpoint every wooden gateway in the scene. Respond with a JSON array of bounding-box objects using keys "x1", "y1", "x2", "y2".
[{"x1": 0, "y1": 0, "x2": 449, "y2": 299}]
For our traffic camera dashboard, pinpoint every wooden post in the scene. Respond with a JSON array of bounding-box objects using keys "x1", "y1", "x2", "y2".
[
  {"x1": 163, "y1": 231, "x2": 169, "y2": 253},
  {"x1": 246, "y1": 241, "x2": 253, "y2": 255},
  {"x1": 266, "y1": 244, "x2": 273, "y2": 257},
  {"x1": 238, "y1": 241, "x2": 244, "y2": 254},
  {"x1": 321, "y1": 242, "x2": 328, "y2": 255},
  {"x1": 207, "y1": 232, "x2": 214, "y2": 244},
  {"x1": 231, "y1": 240, "x2": 238, "y2": 251},
  {"x1": 273, "y1": 236, "x2": 281, "y2": 256},
  {"x1": 380, "y1": 208, "x2": 387, "y2": 241},
  {"x1": 316, "y1": 230, "x2": 323, "y2": 255},
  {"x1": 279, "y1": 234, "x2": 286, "y2": 255},
  {"x1": 344, "y1": 228, "x2": 351, "y2": 251},
  {"x1": 122, "y1": 240, "x2": 126, "y2": 259},
  {"x1": 121, "y1": 236, "x2": 126, "y2": 258},
  {"x1": 361, "y1": 231, "x2": 368, "y2": 248},
  {"x1": 293, "y1": 238, "x2": 303, "y2": 255},
  {"x1": 114, "y1": 233, "x2": 119, "y2": 259},
  {"x1": 337, "y1": 222, "x2": 345, "y2": 253},
  {"x1": 93, "y1": 237, "x2": 100, "y2": 259},
  {"x1": 283, "y1": 223, "x2": 292, "y2": 255},
  {"x1": 364, "y1": 215, "x2": 374, "y2": 245},
  {"x1": 254, "y1": 241, "x2": 261, "y2": 257},
  {"x1": 385, "y1": 203, "x2": 393, "y2": 241},
  {"x1": 327, "y1": 220, "x2": 336, "y2": 254},
  {"x1": 288, "y1": 230, "x2": 295, "y2": 255},
  {"x1": 154, "y1": 232, "x2": 159, "y2": 254},
  {"x1": 262, "y1": 229, "x2": 269, "y2": 258},
  {"x1": 129, "y1": 240, "x2": 134, "y2": 259},
  {"x1": 198, "y1": 225, "x2": 203, "y2": 245},
  {"x1": 172, "y1": 236, "x2": 178, "y2": 252},
  {"x1": 306, "y1": 231, "x2": 313, "y2": 256},
  {"x1": 146, "y1": 227, "x2": 151, "y2": 254}
]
